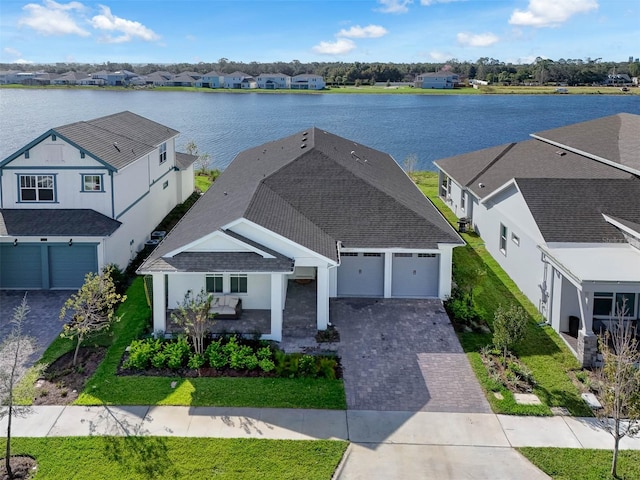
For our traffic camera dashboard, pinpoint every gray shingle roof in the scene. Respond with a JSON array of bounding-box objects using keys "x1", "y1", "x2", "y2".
[
  {"x1": 54, "y1": 111, "x2": 179, "y2": 170},
  {"x1": 516, "y1": 177, "x2": 640, "y2": 243},
  {"x1": 140, "y1": 128, "x2": 462, "y2": 272},
  {"x1": 175, "y1": 152, "x2": 198, "y2": 170},
  {"x1": 0, "y1": 209, "x2": 121, "y2": 236},
  {"x1": 532, "y1": 113, "x2": 640, "y2": 174}
]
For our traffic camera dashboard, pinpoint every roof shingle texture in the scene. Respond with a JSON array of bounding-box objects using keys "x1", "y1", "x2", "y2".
[
  {"x1": 141, "y1": 128, "x2": 462, "y2": 271},
  {"x1": 0, "y1": 209, "x2": 121, "y2": 236},
  {"x1": 54, "y1": 111, "x2": 179, "y2": 170}
]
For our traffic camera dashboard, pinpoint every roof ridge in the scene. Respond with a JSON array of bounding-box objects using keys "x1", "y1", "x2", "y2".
[{"x1": 466, "y1": 142, "x2": 516, "y2": 188}]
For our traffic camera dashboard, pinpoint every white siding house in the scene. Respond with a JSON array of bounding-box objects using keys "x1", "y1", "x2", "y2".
[
  {"x1": 256, "y1": 74, "x2": 291, "y2": 89},
  {"x1": 291, "y1": 74, "x2": 325, "y2": 90},
  {"x1": 435, "y1": 113, "x2": 640, "y2": 367},
  {"x1": 415, "y1": 71, "x2": 459, "y2": 89},
  {"x1": 0, "y1": 111, "x2": 196, "y2": 290}
]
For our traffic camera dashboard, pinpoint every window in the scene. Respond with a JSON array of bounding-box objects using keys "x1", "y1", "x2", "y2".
[
  {"x1": 230, "y1": 274, "x2": 248, "y2": 293},
  {"x1": 25, "y1": 150, "x2": 30, "y2": 159},
  {"x1": 80, "y1": 151, "x2": 85, "y2": 159},
  {"x1": 461, "y1": 191, "x2": 466, "y2": 211},
  {"x1": 19, "y1": 174, "x2": 54, "y2": 202},
  {"x1": 82, "y1": 174, "x2": 102, "y2": 192},
  {"x1": 159, "y1": 142, "x2": 167, "y2": 164},
  {"x1": 418, "y1": 253, "x2": 436, "y2": 258},
  {"x1": 440, "y1": 175, "x2": 449, "y2": 197},
  {"x1": 363, "y1": 253, "x2": 381, "y2": 257},
  {"x1": 594, "y1": 292, "x2": 614, "y2": 316},
  {"x1": 163, "y1": 180, "x2": 169, "y2": 189},
  {"x1": 341, "y1": 252, "x2": 358, "y2": 257},
  {"x1": 499, "y1": 224, "x2": 507, "y2": 255},
  {"x1": 593, "y1": 292, "x2": 636, "y2": 318},
  {"x1": 394, "y1": 253, "x2": 412, "y2": 258},
  {"x1": 51, "y1": 134, "x2": 57, "y2": 141},
  {"x1": 615, "y1": 293, "x2": 636, "y2": 317},
  {"x1": 511, "y1": 233, "x2": 520, "y2": 246},
  {"x1": 206, "y1": 275, "x2": 223, "y2": 293}
]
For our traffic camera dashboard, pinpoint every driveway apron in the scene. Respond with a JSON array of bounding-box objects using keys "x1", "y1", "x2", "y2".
[{"x1": 332, "y1": 298, "x2": 491, "y2": 413}]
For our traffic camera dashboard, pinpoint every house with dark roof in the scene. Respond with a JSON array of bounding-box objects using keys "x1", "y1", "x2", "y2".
[
  {"x1": 434, "y1": 113, "x2": 640, "y2": 367},
  {"x1": 256, "y1": 73, "x2": 291, "y2": 89},
  {"x1": 0, "y1": 111, "x2": 196, "y2": 290},
  {"x1": 290, "y1": 74, "x2": 325, "y2": 90},
  {"x1": 223, "y1": 71, "x2": 256, "y2": 89},
  {"x1": 138, "y1": 128, "x2": 463, "y2": 341},
  {"x1": 196, "y1": 71, "x2": 223, "y2": 88},
  {"x1": 414, "y1": 71, "x2": 460, "y2": 89}
]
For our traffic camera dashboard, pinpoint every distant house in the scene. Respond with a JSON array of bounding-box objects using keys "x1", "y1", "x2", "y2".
[
  {"x1": 167, "y1": 73, "x2": 197, "y2": 87},
  {"x1": 0, "y1": 112, "x2": 196, "y2": 290},
  {"x1": 256, "y1": 73, "x2": 291, "y2": 89},
  {"x1": 415, "y1": 71, "x2": 459, "y2": 89},
  {"x1": 138, "y1": 128, "x2": 462, "y2": 340},
  {"x1": 52, "y1": 71, "x2": 89, "y2": 85},
  {"x1": 434, "y1": 113, "x2": 640, "y2": 367},
  {"x1": 290, "y1": 74, "x2": 325, "y2": 90},
  {"x1": 142, "y1": 72, "x2": 170, "y2": 87},
  {"x1": 0, "y1": 70, "x2": 20, "y2": 84},
  {"x1": 196, "y1": 71, "x2": 223, "y2": 88},
  {"x1": 91, "y1": 70, "x2": 137, "y2": 86},
  {"x1": 223, "y1": 71, "x2": 256, "y2": 89},
  {"x1": 604, "y1": 73, "x2": 632, "y2": 87}
]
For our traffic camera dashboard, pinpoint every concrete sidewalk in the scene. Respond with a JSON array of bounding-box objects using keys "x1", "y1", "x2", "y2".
[{"x1": 4, "y1": 405, "x2": 640, "y2": 450}]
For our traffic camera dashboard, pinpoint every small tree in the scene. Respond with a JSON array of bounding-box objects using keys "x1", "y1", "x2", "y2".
[
  {"x1": 1, "y1": 295, "x2": 45, "y2": 479},
  {"x1": 493, "y1": 303, "x2": 528, "y2": 365},
  {"x1": 595, "y1": 299, "x2": 640, "y2": 478},
  {"x1": 59, "y1": 268, "x2": 126, "y2": 366},
  {"x1": 171, "y1": 289, "x2": 212, "y2": 355},
  {"x1": 185, "y1": 140, "x2": 211, "y2": 175},
  {"x1": 403, "y1": 153, "x2": 418, "y2": 178}
]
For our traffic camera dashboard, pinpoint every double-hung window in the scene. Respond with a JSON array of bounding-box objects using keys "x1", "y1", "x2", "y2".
[
  {"x1": 19, "y1": 174, "x2": 54, "y2": 202},
  {"x1": 82, "y1": 174, "x2": 102, "y2": 192},
  {"x1": 230, "y1": 274, "x2": 248, "y2": 294},
  {"x1": 159, "y1": 142, "x2": 167, "y2": 164},
  {"x1": 499, "y1": 224, "x2": 508, "y2": 255}
]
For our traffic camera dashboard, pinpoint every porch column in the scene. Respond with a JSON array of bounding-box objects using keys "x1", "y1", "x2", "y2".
[
  {"x1": 269, "y1": 273, "x2": 283, "y2": 342},
  {"x1": 576, "y1": 287, "x2": 597, "y2": 368},
  {"x1": 383, "y1": 252, "x2": 393, "y2": 298},
  {"x1": 438, "y1": 246, "x2": 454, "y2": 299},
  {"x1": 152, "y1": 273, "x2": 167, "y2": 334},
  {"x1": 317, "y1": 266, "x2": 329, "y2": 330}
]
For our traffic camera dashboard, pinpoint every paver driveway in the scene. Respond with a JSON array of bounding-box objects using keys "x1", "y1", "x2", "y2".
[{"x1": 331, "y1": 298, "x2": 491, "y2": 413}]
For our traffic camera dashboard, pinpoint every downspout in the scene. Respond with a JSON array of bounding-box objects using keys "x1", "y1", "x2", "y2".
[{"x1": 110, "y1": 171, "x2": 115, "y2": 218}]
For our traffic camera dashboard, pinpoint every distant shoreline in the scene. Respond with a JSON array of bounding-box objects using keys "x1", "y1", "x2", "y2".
[{"x1": 1, "y1": 84, "x2": 637, "y2": 96}]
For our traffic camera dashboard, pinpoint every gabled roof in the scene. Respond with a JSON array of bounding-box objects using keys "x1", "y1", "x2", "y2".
[
  {"x1": 516, "y1": 177, "x2": 640, "y2": 243},
  {"x1": 531, "y1": 113, "x2": 640, "y2": 175},
  {"x1": 0, "y1": 209, "x2": 121, "y2": 236},
  {"x1": 175, "y1": 152, "x2": 198, "y2": 170},
  {"x1": 141, "y1": 128, "x2": 462, "y2": 271},
  {"x1": 1, "y1": 111, "x2": 179, "y2": 171}
]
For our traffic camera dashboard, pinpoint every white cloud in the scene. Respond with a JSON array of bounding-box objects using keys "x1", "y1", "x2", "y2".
[
  {"x1": 509, "y1": 0, "x2": 598, "y2": 28},
  {"x1": 338, "y1": 25, "x2": 388, "y2": 39},
  {"x1": 377, "y1": 0, "x2": 413, "y2": 14},
  {"x1": 429, "y1": 51, "x2": 451, "y2": 61},
  {"x1": 420, "y1": 0, "x2": 464, "y2": 5},
  {"x1": 18, "y1": 0, "x2": 90, "y2": 36},
  {"x1": 90, "y1": 5, "x2": 160, "y2": 43},
  {"x1": 312, "y1": 38, "x2": 356, "y2": 55},
  {"x1": 3, "y1": 47, "x2": 22, "y2": 58},
  {"x1": 15, "y1": 58, "x2": 35, "y2": 64},
  {"x1": 456, "y1": 32, "x2": 499, "y2": 47}
]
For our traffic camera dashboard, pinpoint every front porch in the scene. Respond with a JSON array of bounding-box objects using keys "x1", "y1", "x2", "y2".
[{"x1": 166, "y1": 280, "x2": 327, "y2": 352}]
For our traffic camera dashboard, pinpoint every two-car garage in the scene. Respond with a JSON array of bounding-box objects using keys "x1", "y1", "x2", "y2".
[
  {"x1": 336, "y1": 252, "x2": 440, "y2": 298},
  {"x1": 0, "y1": 243, "x2": 98, "y2": 290}
]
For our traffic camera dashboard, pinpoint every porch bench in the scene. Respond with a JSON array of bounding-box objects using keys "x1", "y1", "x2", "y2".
[{"x1": 209, "y1": 295, "x2": 242, "y2": 320}]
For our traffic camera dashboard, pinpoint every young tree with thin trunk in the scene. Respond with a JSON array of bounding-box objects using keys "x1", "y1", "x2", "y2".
[
  {"x1": 493, "y1": 303, "x2": 528, "y2": 365},
  {"x1": 1, "y1": 295, "x2": 45, "y2": 479},
  {"x1": 59, "y1": 268, "x2": 126, "y2": 366},
  {"x1": 595, "y1": 299, "x2": 640, "y2": 478},
  {"x1": 171, "y1": 289, "x2": 213, "y2": 355}
]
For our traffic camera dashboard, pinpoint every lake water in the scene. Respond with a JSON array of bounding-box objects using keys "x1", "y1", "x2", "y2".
[{"x1": 1, "y1": 89, "x2": 638, "y2": 171}]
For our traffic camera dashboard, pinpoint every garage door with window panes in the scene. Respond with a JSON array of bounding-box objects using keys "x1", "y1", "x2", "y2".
[
  {"x1": 337, "y1": 252, "x2": 384, "y2": 297},
  {"x1": 392, "y1": 253, "x2": 440, "y2": 297}
]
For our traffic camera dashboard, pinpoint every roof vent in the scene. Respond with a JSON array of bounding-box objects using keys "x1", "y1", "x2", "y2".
[
  {"x1": 113, "y1": 142, "x2": 120, "y2": 152},
  {"x1": 478, "y1": 183, "x2": 485, "y2": 188},
  {"x1": 556, "y1": 150, "x2": 566, "y2": 156},
  {"x1": 302, "y1": 131, "x2": 308, "y2": 136},
  {"x1": 300, "y1": 144, "x2": 306, "y2": 149}
]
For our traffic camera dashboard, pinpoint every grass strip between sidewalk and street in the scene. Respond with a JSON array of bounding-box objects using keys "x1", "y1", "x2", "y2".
[
  {"x1": 518, "y1": 447, "x2": 640, "y2": 480},
  {"x1": 2, "y1": 437, "x2": 347, "y2": 480},
  {"x1": 415, "y1": 171, "x2": 591, "y2": 416},
  {"x1": 38, "y1": 277, "x2": 346, "y2": 409}
]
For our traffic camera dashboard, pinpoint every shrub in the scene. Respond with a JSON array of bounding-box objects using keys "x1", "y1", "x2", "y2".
[
  {"x1": 188, "y1": 353, "x2": 206, "y2": 369},
  {"x1": 257, "y1": 346, "x2": 273, "y2": 361},
  {"x1": 258, "y1": 358, "x2": 275, "y2": 373},
  {"x1": 151, "y1": 351, "x2": 167, "y2": 369},
  {"x1": 317, "y1": 357, "x2": 337, "y2": 380},
  {"x1": 164, "y1": 336, "x2": 190, "y2": 369},
  {"x1": 205, "y1": 339, "x2": 228, "y2": 369},
  {"x1": 123, "y1": 338, "x2": 162, "y2": 370},
  {"x1": 229, "y1": 344, "x2": 257, "y2": 370},
  {"x1": 299, "y1": 355, "x2": 317, "y2": 378}
]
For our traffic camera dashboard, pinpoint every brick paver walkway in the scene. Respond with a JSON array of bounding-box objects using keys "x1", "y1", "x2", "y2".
[{"x1": 331, "y1": 298, "x2": 491, "y2": 413}]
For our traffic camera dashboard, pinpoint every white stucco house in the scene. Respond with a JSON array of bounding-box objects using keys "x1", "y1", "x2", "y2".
[
  {"x1": 415, "y1": 71, "x2": 460, "y2": 89},
  {"x1": 256, "y1": 73, "x2": 291, "y2": 89},
  {"x1": 290, "y1": 74, "x2": 325, "y2": 90},
  {"x1": 0, "y1": 111, "x2": 196, "y2": 290},
  {"x1": 434, "y1": 113, "x2": 640, "y2": 367},
  {"x1": 196, "y1": 71, "x2": 223, "y2": 89},
  {"x1": 139, "y1": 128, "x2": 463, "y2": 341},
  {"x1": 223, "y1": 71, "x2": 256, "y2": 89}
]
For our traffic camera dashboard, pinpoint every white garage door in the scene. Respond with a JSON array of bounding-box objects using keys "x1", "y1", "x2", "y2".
[
  {"x1": 337, "y1": 252, "x2": 384, "y2": 297},
  {"x1": 391, "y1": 253, "x2": 440, "y2": 297}
]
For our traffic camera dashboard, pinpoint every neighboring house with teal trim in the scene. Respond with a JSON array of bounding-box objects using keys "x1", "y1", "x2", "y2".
[
  {"x1": 0, "y1": 111, "x2": 196, "y2": 290},
  {"x1": 196, "y1": 71, "x2": 223, "y2": 88}
]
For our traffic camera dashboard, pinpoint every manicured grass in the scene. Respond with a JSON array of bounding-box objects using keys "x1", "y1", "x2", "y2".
[
  {"x1": 518, "y1": 447, "x2": 640, "y2": 480},
  {"x1": 416, "y1": 171, "x2": 591, "y2": 416},
  {"x1": 72, "y1": 278, "x2": 346, "y2": 409},
  {"x1": 195, "y1": 173, "x2": 213, "y2": 192},
  {"x1": 3, "y1": 437, "x2": 347, "y2": 480}
]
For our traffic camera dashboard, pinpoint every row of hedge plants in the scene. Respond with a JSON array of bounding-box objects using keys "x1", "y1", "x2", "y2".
[{"x1": 121, "y1": 334, "x2": 340, "y2": 380}]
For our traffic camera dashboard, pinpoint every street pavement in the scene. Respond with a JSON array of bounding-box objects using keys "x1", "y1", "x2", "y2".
[{"x1": 4, "y1": 406, "x2": 639, "y2": 479}]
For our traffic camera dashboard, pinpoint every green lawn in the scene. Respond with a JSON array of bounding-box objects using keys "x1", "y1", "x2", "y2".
[
  {"x1": 3, "y1": 437, "x2": 347, "y2": 480},
  {"x1": 39, "y1": 277, "x2": 346, "y2": 409},
  {"x1": 519, "y1": 447, "x2": 640, "y2": 480},
  {"x1": 415, "y1": 171, "x2": 591, "y2": 416}
]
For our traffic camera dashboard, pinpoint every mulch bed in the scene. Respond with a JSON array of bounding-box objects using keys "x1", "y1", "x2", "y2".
[
  {"x1": 33, "y1": 347, "x2": 106, "y2": 406},
  {"x1": 1, "y1": 456, "x2": 37, "y2": 480}
]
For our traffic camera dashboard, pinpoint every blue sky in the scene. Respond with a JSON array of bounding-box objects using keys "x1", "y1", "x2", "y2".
[{"x1": 0, "y1": 0, "x2": 637, "y2": 65}]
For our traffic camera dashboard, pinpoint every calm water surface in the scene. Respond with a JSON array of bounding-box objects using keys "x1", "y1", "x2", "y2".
[{"x1": 1, "y1": 89, "x2": 638, "y2": 170}]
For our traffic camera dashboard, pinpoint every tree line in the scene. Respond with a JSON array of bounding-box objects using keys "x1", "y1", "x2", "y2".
[{"x1": 2, "y1": 56, "x2": 638, "y2": 86}]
